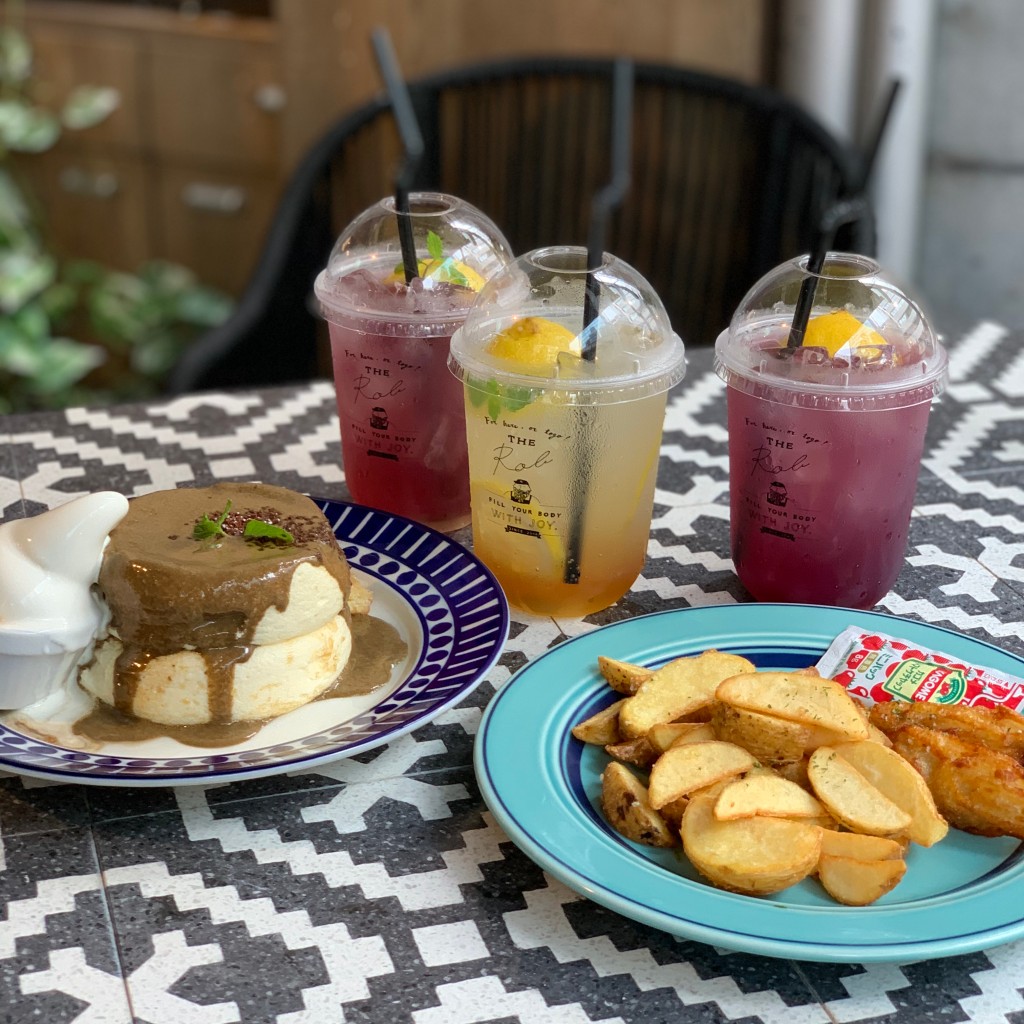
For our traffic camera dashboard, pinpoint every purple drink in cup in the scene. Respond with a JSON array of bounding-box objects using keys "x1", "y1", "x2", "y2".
[
  {"x1": 314, "y1": 193, "x2": 512, "y2": 532},
  {"x1": 714, "y1": 253, "x2": 948, "y2": 608}
]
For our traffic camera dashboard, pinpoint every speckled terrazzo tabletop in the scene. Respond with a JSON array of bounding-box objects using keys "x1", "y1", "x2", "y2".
[{"x1": 1, "y1": 326, "x2": 1024, "y2": 1024}]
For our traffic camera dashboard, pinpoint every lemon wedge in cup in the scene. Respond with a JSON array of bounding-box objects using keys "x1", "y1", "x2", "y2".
[
  {"x1": 803, "y1": 310, "x2": 888, "y2": 358},
  {"x1": 486, "y1": 316, "x2": 581, "y2": 370},
  {"x1": 386, "y1": 258, "x2": 486, "y2": 290}
]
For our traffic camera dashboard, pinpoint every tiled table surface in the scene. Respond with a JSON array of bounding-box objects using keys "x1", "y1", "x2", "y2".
[{"x1": 1, "y1": 323, "x2": 1023, "y2": 1024}]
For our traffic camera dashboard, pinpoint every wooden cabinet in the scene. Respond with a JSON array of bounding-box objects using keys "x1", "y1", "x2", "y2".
[
  {"x1": 22, "y1": 0, "x2": 774, "y2": 296},
  {"x1": 23, "y1": 2, "x2": 284, "y2": 294}
]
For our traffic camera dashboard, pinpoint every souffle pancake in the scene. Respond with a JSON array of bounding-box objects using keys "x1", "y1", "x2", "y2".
[{"x1": 79, "y1": 482, "x2": 356, "y2": 725}]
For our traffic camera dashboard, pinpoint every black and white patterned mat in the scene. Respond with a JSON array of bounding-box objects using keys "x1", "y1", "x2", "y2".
[{"x1": 1, "y1": 324, "x2": 1023, "y2": 1023}]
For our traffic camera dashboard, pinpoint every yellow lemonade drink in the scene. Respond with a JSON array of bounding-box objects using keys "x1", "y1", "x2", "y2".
[
  {"x1": 464, "y1": 381, "x2": 668, "y2": 616},
  {"x1": 449, "y1": 247, "x2": 686, "y2": 618}
]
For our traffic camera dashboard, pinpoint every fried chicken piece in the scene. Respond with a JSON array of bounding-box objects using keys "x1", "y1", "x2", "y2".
[
  {"x1": 869, "y1": 700, "x2": 1024, "y2": 761},
  {"x1": 887, "y1": 724, "x2": 1024, "y2": 840}
]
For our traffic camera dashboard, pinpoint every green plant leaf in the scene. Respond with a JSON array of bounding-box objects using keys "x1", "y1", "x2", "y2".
[
  {"x1": 137, "y1": 259, "x2": 195, "y2": 293},
  {"x1": 61, "y1": 85, "x2": 121, "y2": 131},
  {"x1": 0, "y1": 101, "x2": 59, "y2": 152},
  {"x1": 38, "y1": 281, "x2": 78, "y2": 324},
  {"x1": 0, "y1": 29, "x2": 32, "y2": 86},
  {"x1": 0, "y1": 169, "x2": 33, "y2": 238},
  {"x1": 0, "y1": 250, "x2": 57, "y2": 312},
  {"x1": 0, "y1": 316, "x2": 23, "y2": 359},
  {"x1": 63, "y1": 259, "x2": 106, "y2": 286},
  {"x1": 13, "y1": 301, "x2": 49, "y2": 341},
  {"x1": 21, "y1": 337, "x2": 106, "y2": 392},
  {"x1": 174, "y1": 286, "x2": 233, "y2": 327},
  {"x1": 131, "y1": 332, "x2": 182, "y2": 377},
  {"x1": 427, "y1": 229, "x2": 444, "y2": 262},
  {"x1": 86, "y1": 271, "x2": 149, "y2": 344}
]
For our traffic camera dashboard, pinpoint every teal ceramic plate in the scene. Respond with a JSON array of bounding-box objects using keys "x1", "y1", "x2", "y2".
[{"x1": 474, "y1": 604, "x2": 1024, "y2": 963}]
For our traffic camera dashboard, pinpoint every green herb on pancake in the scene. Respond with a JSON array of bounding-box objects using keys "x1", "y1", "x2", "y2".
[
  {"x1": 243, "y1": 520, "x2": 294, "y2": 544},
  {"x1": 193, "y1": 500, "x2": 232, "y2": 540},
  {"x1": 193, "y1": 498, "x2": 295, "y2": 546}
]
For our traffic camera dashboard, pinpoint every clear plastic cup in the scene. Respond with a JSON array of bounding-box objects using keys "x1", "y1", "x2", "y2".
[
  {"x1": 714, "y1": 252, "x2": 948, "y2": 608},
  {"x1": 448, "y1": 245, "x2": 686, "y2": 617},
  {"x1": 313, "y1": 192, "x2": 512, "y2": 532}
]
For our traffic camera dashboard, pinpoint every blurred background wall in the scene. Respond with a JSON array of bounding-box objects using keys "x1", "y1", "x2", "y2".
[
  {"x1": 778, "y1": 0, "x2": 1022, "y2": 338},
  {"x1": 15, "y1": 0, "x2": 1021, "y2": 348}
]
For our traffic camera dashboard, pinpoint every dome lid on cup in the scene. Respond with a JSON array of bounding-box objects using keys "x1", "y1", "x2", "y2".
[
  {"x1": 313, "y1": 192, "x2": 513, "y2": 337},
  {"x1": 448, "y1": 245, "x2": 686, "y2": 404},
  {"x1": 714, "y1": 252, "x2": 948, "y2": 410}
]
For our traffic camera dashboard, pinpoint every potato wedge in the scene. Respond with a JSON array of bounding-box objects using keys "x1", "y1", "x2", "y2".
[
  {"x1": 714, "y1": 774, "x2": 825, "y2": 821},
  {"x1": 571, "y1": 699, "x2": 625, "y2": 745},
  {"x1": 605, "y1": 735, "x2": 659, "y2": 770},
  {"x1": 648, "y1": 721, "x2": 706, "y2": 753},
  {"x1": 818, "y1": 829, "x2": 906, "y2": 860},
  {"x1": 711, "y1": 703, "x2": 813, "y2": 762},
  {"x1": 716, "y1": 672, "x2": 870, "y2": 741},
  {"x1": 807, "y1": 747, "x2": 912, "y2": 836},
  {"x1": 772, "y1": 757, "x2": 811, "y2": 789},
  {"x1": 831, "y1": 740, "x2": 948, "y2": 847},
  {"x1": 817, "y1": 853, "x2": 906, "y2": 906},
  {"x1": 598, "y1": 656, "x2": 653, "y2": 695},
  {"x1": 665, "y1": 722, "x2": 717, "y2": 748},
  {"x1": 600, "y1": 761, "x2": 677, "y2": 847},
  {"x1": 647, "y1": 740, "x2": 756, "y2": 809},
  {"x1": 682, "y1": 790, "x2": 822, "y2": 895},
  {"x1": 658, "y1": 795, "x2": 689, "y2": 830},
  {"x1": 619, "y1": 651, "x2": 756, "y2": 739}
]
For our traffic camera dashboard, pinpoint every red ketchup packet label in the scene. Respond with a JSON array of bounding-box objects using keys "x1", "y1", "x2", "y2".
[{"x1": 815, "y1": 625, "x2": 1024, "y2": 710}]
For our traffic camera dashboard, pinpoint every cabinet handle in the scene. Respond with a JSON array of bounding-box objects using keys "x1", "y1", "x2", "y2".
[
  {"x1": 59, "y1": 167, "x2": 119, "y2": 199},
  {"x1": 253, "y1": 83, "x2": 286, "y2": 113},
  {"x1": 181, "y1": 183, "x2": 247, "y2": 214}
]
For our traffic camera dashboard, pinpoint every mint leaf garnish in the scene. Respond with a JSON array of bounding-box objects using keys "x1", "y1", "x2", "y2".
[
  {"x1": 193, "y1": 500, "x2": 231, "y2": 540},
  {"x1": 427, "y1": 229, "x2": 444, "y2": 262},
  {"x1": 466, "y1": 378, "x2": 534, "y2": 418},
  {"x1": 243, "y1": 520, "x2": 295, "y2": 544},
  {"x1": 438, "y1": 259, "x2": 469, "y2": 287}
]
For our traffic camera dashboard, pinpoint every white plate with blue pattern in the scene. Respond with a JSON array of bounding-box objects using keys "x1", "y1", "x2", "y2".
[
  {"x1": 0, "y1": 499, "x2": 508, "y2": 786},
  {"x1": 476, "y1": 604, "x2": 1024, "y2": 963}
]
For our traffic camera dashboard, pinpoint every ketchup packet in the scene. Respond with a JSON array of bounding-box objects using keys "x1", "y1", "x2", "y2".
[{"x1": 815, "y1": 625, "x2": 1024, "y2": 710}]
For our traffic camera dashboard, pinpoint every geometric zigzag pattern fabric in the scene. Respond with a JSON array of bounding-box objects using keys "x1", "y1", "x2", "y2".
[{"x1": 1, "y1": 323, "x2": 1023, "y2": 1023}]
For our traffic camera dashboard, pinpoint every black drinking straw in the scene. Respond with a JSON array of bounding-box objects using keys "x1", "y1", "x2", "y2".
[
  {"x1": 371, "y1": 27, "x2": 424, "y2": 285},
  {"x1": 582, "y1": 58, "x2": 635, "y2": 357},
  {"x1": 564, "y1": 60, "x2": 634, "y2": 586},
  {"x1": 787, "y1": 77, "x2": 902, "y2": 348}
]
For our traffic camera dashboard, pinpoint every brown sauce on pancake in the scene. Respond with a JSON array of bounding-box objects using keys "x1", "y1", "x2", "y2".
[
  {"x1": 72, "y1": 614, "x2": 407, "y2": 749},
  {"x1": 97, "y1": 483, "x2": 351, "y2": 724}
]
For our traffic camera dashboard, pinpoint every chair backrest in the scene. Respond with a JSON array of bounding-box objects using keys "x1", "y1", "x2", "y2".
[{"x1": 169, "y1": 57, "x2": 870, "y2": 393}]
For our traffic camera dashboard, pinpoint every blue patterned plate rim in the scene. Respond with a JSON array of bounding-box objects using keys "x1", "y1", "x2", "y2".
[
  {"x1": 475, "y1": 603, "x2": 1024, "y2": 963},
  {"x1": 0, "y1": 498, "x2": 509, "y2": 786}
]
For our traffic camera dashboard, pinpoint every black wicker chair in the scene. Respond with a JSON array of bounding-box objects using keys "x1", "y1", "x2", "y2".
[{"x1": 168, "y1": 57, "x2": 873, "y2": 393}]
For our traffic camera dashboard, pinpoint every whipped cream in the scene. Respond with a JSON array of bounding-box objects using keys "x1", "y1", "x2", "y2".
[{"x1": 0, "y1": 491, "x2": 129, "y2": 709}]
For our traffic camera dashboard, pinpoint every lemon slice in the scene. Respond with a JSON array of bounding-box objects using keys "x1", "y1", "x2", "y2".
[
  {"x1": 486, "y1": 316, "x2": 582, "y2": 370},
  {"x1": 803, "y1": 310, "x2": 887, "y2": 358},
  {"x1": 385, "y1": 258, "x2": 485, "y2": 290}
]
